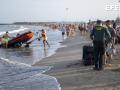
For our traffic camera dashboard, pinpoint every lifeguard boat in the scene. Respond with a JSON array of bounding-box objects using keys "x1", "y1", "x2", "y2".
[{"x1": 0, "y1": 31, "x2": 33, "y2": 48}]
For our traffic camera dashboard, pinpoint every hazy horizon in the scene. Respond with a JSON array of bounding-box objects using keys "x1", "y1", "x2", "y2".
[{"x1": 0, "y1": 0, "x2": 120, "y2": 23}]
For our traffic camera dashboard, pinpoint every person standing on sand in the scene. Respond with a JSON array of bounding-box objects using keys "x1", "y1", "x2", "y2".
[
  {"x1": 69, "y1": 25, "x2": 76, "y2": 37},
  {"x1": 90, "y1": 20, "x2": 111, "y2": 71},
  {"x1": 105, "y1": 20, "x2": 116, "y2": 46},
  {"x1": 78, "y1": 24, "x2": 85, "y2": 36},
  {"x1": 65, "y1": 25, "x2": 70, "y2": 37},
  {"x1": 112, "y1": 20, "x2": 116, "y2": 30},
  {"x1": 105, "y1": 20, "x2": 116, "y2": 66}
]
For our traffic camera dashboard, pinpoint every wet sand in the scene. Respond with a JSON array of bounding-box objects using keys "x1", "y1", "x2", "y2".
[{"x1": 34, "y1": 32, "x2": 120, "y2": 90}]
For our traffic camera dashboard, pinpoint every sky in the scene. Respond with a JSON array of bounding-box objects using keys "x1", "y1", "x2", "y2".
[{"x1": 0, "y1": 0, "x2": 120, "y2": 23}]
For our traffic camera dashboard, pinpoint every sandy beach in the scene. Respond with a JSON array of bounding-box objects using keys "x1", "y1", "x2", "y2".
[{"x1": 34, "y1": 32, "x2": 120, "y2": 90}]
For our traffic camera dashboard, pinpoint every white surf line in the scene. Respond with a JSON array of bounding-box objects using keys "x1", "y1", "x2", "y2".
[{"x1": 0, "y1": 27, "x2": 28, "y2": 35}]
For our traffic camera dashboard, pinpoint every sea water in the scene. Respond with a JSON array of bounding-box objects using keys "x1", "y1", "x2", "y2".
[{"x1": 0, "y1": 25, "x2": 63, "y2": 90}]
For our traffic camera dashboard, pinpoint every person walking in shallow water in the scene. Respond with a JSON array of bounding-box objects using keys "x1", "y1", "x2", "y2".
[
  {"x1": 65, "y1": 25, "x2": 70, "y2": 37},
  {"x1": 90, "y1": 20, "x2": 111, "y2": 71},
  {"x1": 2, "y1": 31, "x2": 11, "y2": 48},
  {"x1": 41, "y1": 29, "x2": 50, "y2": 48},
  {"x1": 60, "y1": 26, "x2": 66, "y2": 40}
]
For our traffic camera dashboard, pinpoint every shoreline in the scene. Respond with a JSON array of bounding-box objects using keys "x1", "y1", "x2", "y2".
[{"x1": 34, "y1": 32, "x2": 120, "y2": 90}]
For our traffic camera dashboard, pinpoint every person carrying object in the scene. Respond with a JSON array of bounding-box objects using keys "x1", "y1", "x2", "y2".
[{"x1": 41, "y1": 29, "x2": 50, "y2": 48}]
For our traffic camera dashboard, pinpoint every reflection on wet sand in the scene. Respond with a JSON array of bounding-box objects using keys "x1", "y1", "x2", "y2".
[
  {"x1": 44, "y1": 48, "x2": 48, "y2": 57},
  {"x1": 0, "y1": 48, "x2": 34, "y2": 64}
]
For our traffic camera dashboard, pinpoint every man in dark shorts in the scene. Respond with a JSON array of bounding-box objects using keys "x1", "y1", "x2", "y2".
[{"x1": 61, "y1": 26, "x2": 66, "y2": 39}]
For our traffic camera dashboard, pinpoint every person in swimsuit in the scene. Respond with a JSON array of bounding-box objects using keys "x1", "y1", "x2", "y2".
[
  {"x1": 41, "y1": 29, "x2": 50, "y2": 48},
  {"x1": 2, "y1": 31, "x2": 11, "y2": 48}
]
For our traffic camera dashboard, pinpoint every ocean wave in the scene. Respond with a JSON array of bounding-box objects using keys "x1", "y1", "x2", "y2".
[
  {"x1": 0, "y1": 58, "x2": 61, "y2": 90},
  {"x1": 0, "y1": 26, "x2": 28, "y2": 36},
  {"x1": 0, "y1": 57, "x2": 51, "y2": 78}
]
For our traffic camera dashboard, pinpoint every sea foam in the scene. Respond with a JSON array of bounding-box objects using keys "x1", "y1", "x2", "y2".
[{"x1": 0, "y1": 58, "x2": 60, "y2": 90}]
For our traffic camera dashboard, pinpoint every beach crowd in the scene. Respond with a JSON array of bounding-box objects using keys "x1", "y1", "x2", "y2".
[
  {"x1": 47, "y1": 19, "x2": 120, "y2": 71},
  {"x1": 0, "y1": 19, "x2": 120, "y2": 71}
]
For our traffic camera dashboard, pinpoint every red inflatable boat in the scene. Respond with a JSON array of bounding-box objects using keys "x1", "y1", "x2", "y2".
[{"x1": 0, "y1": 31, "x2": 33, "y2": 48}]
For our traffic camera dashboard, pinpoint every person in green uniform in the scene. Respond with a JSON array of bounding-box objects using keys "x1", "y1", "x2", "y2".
[{"x1": 90, "y1": 20, "x2": 111, "y2": 71}]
